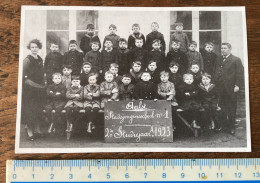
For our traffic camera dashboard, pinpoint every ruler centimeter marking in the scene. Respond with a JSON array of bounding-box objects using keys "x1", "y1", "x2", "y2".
[{"x1": 6, "y1": 159, "x2": 260, "y2": 182}]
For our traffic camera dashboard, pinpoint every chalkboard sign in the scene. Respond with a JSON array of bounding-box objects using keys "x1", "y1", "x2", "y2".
[{"x1": 104, "y1": 100, "x2": 173, "y2": 143}]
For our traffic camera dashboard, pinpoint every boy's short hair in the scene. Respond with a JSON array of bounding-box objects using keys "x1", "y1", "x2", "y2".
[
  {"x1": 122, "y1": 74, "x2": 132, "y2": 79},
  {"x1": 151, "y1": 22, "x2": 159, "y2": 27},
  {"x1": 148, "y1": 60, "x2": 157, "y2": 65},
  {"x1": 171, "y1": 39, "x2": 181, "y2": 44},
  {"x1": 189, "y1": 41, "x2": 197, "y2": 47},
  {"x1": 62, "y1": 64, "x2": 72, "y2": 70},
  {"x1": 71, "y1": 75, "x2": 80, "y2": 80},
  {"x1": 141, "y1": 71, "x2": 151, "y2": 77},
  {"x1": 110, "y1": 63, "x2": 119, "y2": 68},
  {"x1": 132, "y1": 23, "x2": 140, "y2": 29},
  {"x1": 52, "y1": 72, "x2": 62, "y2": 78},
  {"x1": 201, "y1": 72, "x2": 212, "y2": 80},
  {"x1": 132, "y1": 61, "x2": 142, "y2": 66},
  {"x1": 104, "y1": 37, "x2": 113, "y2": 43},
  {"x1": 152, "y1": 39, "x2": 161, "y2": 45},
  {"x1": 105, "y1": 71, "x2": 113, "y2": 76},
  {"x1": 205, "y1": 42, "x2": 214, "y2": 47},
  {"x1": 88, "y1": 72, "x2": 98, "y2": 79},
  {"x1": 82, "y1": 61, "x2": 92, "y2": 67},
  {"x1": 190, "y1": 62, "x2": 200, "y2": 68},
  {"x1": 50, "y1": 41, "x2": 59, "y2": 46},
  {"x1": 222, "y1": 42, "x2": 232, "y2": 49},
  {"x1": 90, "y1": 41, "x2": 99, "y2": 46},
  {"x1": 169, "y1": 61, "x2": 180, "y2": 68},
  {"x1": 109, "y1": 24, "x2": 117, "y2": 29},
  {"x1": 160, "y1": 71, "x2": 169, "y2": 77},
  {"x1": 183, "y1": 73, "x2": 193, "y2": 80},
  {"x1": 135, "y1": 37, "x2": 143, "y2": 42},
  {"x1": 86, "y1": 23, "x2": 95, "y2": 30},
  {"x1": 119, "y1": 38, "x2": 127, "y2": 43},
  {"x1": 27, "y1": 39, "x2": 42, "y2": 49},
  {"x1": 69, "y1": 40, "x2": 77, "y2": 45},
  {"x1": 175, "y1": 22, "x2": 183, "y2": 27}
]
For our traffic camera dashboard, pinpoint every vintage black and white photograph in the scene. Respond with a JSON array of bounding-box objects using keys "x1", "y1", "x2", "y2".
[{"x1": 15, "y1": 6, "x2": 250, "y2": 153}]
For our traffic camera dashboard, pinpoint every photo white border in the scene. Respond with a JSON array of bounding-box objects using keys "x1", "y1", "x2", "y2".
[{"x1": 15, "y1": 6, "x2": 251, "y2": 153}]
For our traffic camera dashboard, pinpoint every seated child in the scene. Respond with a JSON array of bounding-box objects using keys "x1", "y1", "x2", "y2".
[
  {"x1": 64, "y1": 75, "x2": 84, "y2": 132},
  {"x1": 129, "y1": 61, "x2": 142, "y2": 84},
  {"x1": 166, "y1": 40, "x2": 188, "y2": 74},
  {"x1": 157, "y1": 71, "x2": 176, "y2": 101},
  {"x1": 198, "y1": 73, "x2": 220, "y2": 130},
  {"x1": 44, "y1": 42, "x2": 63, "y2": 85},
  {"x1": 101, "y1": 38, "x2": 118, "y2": 73},
  {"x1": 109, "y1": 63, "x2": 122, "y2": 85},
  {"x1": 80, "y1": 23, "x2": 101, "y2": 56},
  {"x1": 80, "y1": 62, "x2": 95, "y2": 87},
  {"x1": 118, "y1": 38, "x2": 130, "y2": 75},
  {"x1": 118, "y1": 74, "x2": 135, "y2": 101},
  {"x1": 128, "y1": 23, "x2": 146, "y2": 49},
  {"x1": 44, "y1": 73, "x2": 66, "y2": 134},
  {"x1": 61, "y1": 65, "x2": 72, "y2": 89},
  {"x1": 134, "y1": 72, "x2": 157, "y2": 100},
  {"x1": 63, "y1": 40, "x2": 84, "y2": 75},
  {"x1": 186, "y1": 41, "x2": 204, "y2": 71},
  {"x1": 84, "y1": 41, "x2": 102, "y2": 73},
  {"x1": 146, "y1": 60, "x2": 160, "y2": 85},
  {"x1": 189, "y1": 63, "x2": 202, "y2": 85},
  {"x1": 103, "y1": 24, "x2": 120, "y2": 49},
  {"x1": 176, "y1": 73, "x2": 201, "y2": 129},
  {"x1": 200, "y1": 42, "x2": 217, "y2": 76},
  {"x1": 83, "y1": 73, "x2": 100, "y2": 133},
  {"x1": 100, "y1": 71, "x2": 119, "y2": 109},
  {"x1": 168, "y1": 61, "x2": 182, "y2": 88},
  {"x1": 128, "y1": 38, "x2": 150, "y2": 69},
  {"x1": 146, "y1": 22, "x2": 166, "y2": 52},
  {"x1": 149, "y1": 39, "x2": 165, "y2": 71},
  {"x1": 169, "y1": 22, "x2": 190, "y2": 52}
]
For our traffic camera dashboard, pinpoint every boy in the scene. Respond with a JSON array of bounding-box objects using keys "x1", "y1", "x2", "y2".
[
  {"x1": 128, "y1": 38, "x2": 150, "y2": 69},
  {"x1": 100, "y1": 71, "x2": 119, "y2": 109},
  {"x1": 133, "y1": 72, "x2": 157, "y2": 100},
  {"x1": 129, "y1": 61, "x2": 142, "y2": 84},
  {"x1": 63, "y1": 40, "x2": 84, "y2": 75},
  {"x1": 118, "y1": 74, "x2": 135, "y2": 101},
  {"x1": 100, "y1": 38, "x2": 118, "y2": 73},
  {"x1": 83, "y1": 73, "x2": 100, "y2": 133},
  {"x1": 146, "y1": 22, "x2": 166, "y2": 52},
  {"x1": 200, "y1": 42, "x2": 217, "y2": 75},
  {"x1": 118, "y1": 38, "x2": 130, "y2": 75},
  {"x1": 157, "y1": 71, "x2": 176, "y2": 101},
  {"x1": 80, "y1": 62, "x2": 95, "y2": 87},
  {"x1": 64, "y1": 75, "x2": 84, "y2": 133},
  {"x1": 80, "y1": 24, "x2": 101, "y2": 56},
  {"x1": 168, "y1": 61, "x2": 183, "y2": 88},
  {"x1": 44, "y1": 73, "x2": 66, "y2": 133},
  {"x1": 176, "y1": 74, "x2": 201, "y2": 129},
  {"x1": 109, "y1": 63, "x2": 122, "y2": 85},
  {"x1": 149, "y1": 39, "x2": 165, "y2": 71},
  {"x1": 146, "y1": 60, "x2": 160, "y2": 85},
  {"x1": 103, "y1": 24, "x2": 120, "y2": 49},
  {"x1": 189, "y1": 63, "x2": 202, "y2": 85},
  {"x1": 127, "y1": 23, "x2": 146, "y2": 49},
  {"x1": 44, "y1": 42, "x2": 63, "y2": 85},
  {"x1": 198, "y1": 73, "x2": 220, "y2": 130},
  {"x1": 166, "y1": 40, "x2": 188, "y2": 74},
  {"x1": 61, "y1": 65, "x2": 72, "y2": 89},
  {"x1": 169, "y1": 22, "x2": 190, "y2": 53},
  {"x1": 84, "y1": 41, "x2": 102, "y2": 73},
  {"x1": 186, "y1": 41, "x2": 204, "y2": 71}
]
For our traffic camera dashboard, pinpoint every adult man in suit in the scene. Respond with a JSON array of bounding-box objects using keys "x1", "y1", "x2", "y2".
[{"x1": 214, "y1": 43, "x2": 244, "y2": 135}]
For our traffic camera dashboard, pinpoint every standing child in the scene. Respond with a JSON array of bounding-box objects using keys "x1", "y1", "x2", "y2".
[
  {"x1": 103, "y1": 24, "x2": 120, "y2": 49},
  {"x1": 157, "y1": 71, "x2": 176, "y2": 101},
  {"x1": 168, "y1": 61, "x2": 183, "y2": 89},
  {"x1": 118, "y1": 74, "x2": 135, "y2": 101},
  {"x1": 127, "y1": 23, "x2": 146, "y2": 49},
  {"x1": 44, "y1": 73, "x2": 66, "y2": 134},
  {"x1": 146, "y1": 22, "x2": 166, "y2": 52},
  {"x1": 200, "y1": 42, "x2": 217, "y2": 76},
  {"x1": 101, "y1": 38, "x2": 118, "y2": 73},
  {"x1": 61, "y1": 65, "x2": 72, "y2": 89},
  {"x1": 146, "y1": 60, "x2": 161, "y2": 85},
  {"x1": 80, "y1": 62, "x2": 95, "y2": 87},
  {"x1": 100, "y1": 71, "x2": 119, "y2": 110},
  {"x1": 83, "y1": 73, "x2": 100, "y2": 133},
  {"x1": 63, "y1": 40, "x2": 84, "y2": 75},
  {"x1": 186, "y1": 41, "x2": 204, "y2": 71},
  {"x1": 44, "y1": 42, "x2": 63, "y2": 85},
  {"x1": 149, "y1": 39, "x2": 165, "y2": 71},
  {"x1": 129, "y1": 61, "x2": 142, "y2": 84},
  {"x1": 118, "y1": 38, "x2": 130, "y2": 75},
  {"x1": 189, "y1": 63, "x2": 202, "y2": 85},
  {"x1": 80, "y1": 24, "x2": 101, "y2": 56},
  {"x1": 109, "y1": 63, "x2": 122, "y2": 85},
  {"x1": 84, "y1": 41, "x2": 102, "y2": 73},
  {"x1": 169, "y1": 22, "x2": 190, "y2": 53}
]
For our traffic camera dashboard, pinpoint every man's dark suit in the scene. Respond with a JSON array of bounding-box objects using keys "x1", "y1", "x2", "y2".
[{"x1": 214, "y1": 54, "x2": 244, "y2": 131}]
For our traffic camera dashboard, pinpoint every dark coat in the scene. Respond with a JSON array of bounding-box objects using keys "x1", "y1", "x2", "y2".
[
  {"x1": 46, "y1": 83, "x2": 66, "y2": 106},
  {"x1": 147, "y1": 69, "x2": 161, "y2": 85},
  {"x1": 119, "y1": 83, "x2": 135, "y2": 101},
  {"x1": 128, "y1": 47, "x2": 150, "y2": 69},
  {"x1": 79, "y1": 71, "x2": 93, "y2": 87},
  {"x1": 149, "y1": 50, "x2": 166, "y2": 70},
  {"x1": 146, "y1": 31, "x2": 166, "y2": 52},
  {"x1": 44, "y1": 52, "x2": 63, "y2": 83},
  {"x1": 129, "y1": 70, "x2": 142, "y2": 85},
  {"x1": 103, "y1": 34, "x2": 120, "y2": 49},
  {"x1": 80, "y1": 34, "x2": 101, "y2": 55},
  {"x1": 198, "y1": 83, "x2": 219, "y2": 110},
  {"x1": 84, "y1": 50, "x2": 102, "y2": 72},
  {"x1": 200, "y1": 49, "x2": 218, "y2": 76},
  {"x1": 190, "y1": 71, "x2": 202, "y2": 86},
  {"x1": 186, "y1": 50, "x2": 204, "y2": 71},
  {"x1": 118, "y1": 48, "x2": 130, "y2": 75},
  {"x1": 100, "y1": 49, "x2": 118, "y2": 72},
  {"x1": 166, "y1": 50, "x2": 188, "y2": 73},
  {"x1": 127, "y1": 33, "x2": 146, "y2": 50},
  {"x1": 134, "y1": 80, "x2": 157, "y2": 100},
  {"x1": 169, "y1": 72, "x2": 183, "y2": 88},
  {"x1": 63, "y1": 50, "x2": 84, "y2": 75},
  {"x1": 169, "y1": 32, "x2": 190, "y2": 52}
]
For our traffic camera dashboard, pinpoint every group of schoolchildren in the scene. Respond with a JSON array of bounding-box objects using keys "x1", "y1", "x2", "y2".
[{"x1": 43, "y1": 22, "x2": 222, "y2": 137}]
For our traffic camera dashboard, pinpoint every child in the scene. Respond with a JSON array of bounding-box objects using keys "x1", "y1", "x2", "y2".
[
  {"x1": 146, "y1": 60, "x2": 161, "y2": 85},
  {"x1": 44, "y1": 73, "x2": 66, "y2": 133},
  {"x1": 127, "y1": 23, "x2": 146, "y2": 49},
  {"x1": 149, "y1": 39, "x2": 165, "y2": 71},
  {"x1": 80, "y1": 24, "x2": 101, "y2": 56},
  {"x1": 103, "y1": 24, "x2": 120, "y2": 49},
  {"x1": 118, "y1": 38, "x2": 130, "y2": 75},
  {"x1": 146, "y1": 22, "x2": 166, "y2": 52},
  {"x1": 198, "y1": 73, "x2": 220, "y2": 130},
  {"x1": 157, "y1": 71, "x2": 176, "y2": 101},
  {"x1": 168, "y1": 61, "x2": 182, "y2": 88},
  {"x1": 109, "y1": 63, "x2": 122, "y2": 85},
  {"x1": 129, "y1": 61, "x2": 142, "y2": 84},
  {"x1": 169, "y1": 22, "x2": 190, "y2": 53},
  {"x1": 189, "y1": 63, "x2": 202, "y2": 85},
  {"x1": 186, "y1": 41, "x2": 204, "y2": 71},
  {"x1": 128, "y1": 38, "x2": 150, "y2": 69},
  {"x1": 166, "y1": 40, "x2": 188, "y2": 74},
  {"x1": 84, "y1": 41, "x2": 102, "y2": 73},
  {"x1": 64, "y1": 75, "x2": 84, "y2": 133},
  {"x1": 118, "y1": 74, "x2": 135, "y2": 101},
  {"x1": 44, "y1": 42, "x2": 63, "y2": 85},
  {"x1": 80, "y1": 62, "x2": 95, "y2": 87},
  {"x1": 100, "y1": 38, "x2": 118, "y2": 73},
  {"x1": 63, "y1": 40, "x2": 84, "y2": 75},
  {"x1": 83, "y1": 73, "x2": 100, "y2": 133},
  {"x1": 61, "y1": 65, "x2": 72, "y2": 89},
  {"x1": 200, "y1": 42, "x2": 217, "y2": 76},
  {"x1": 133, "y1": 72, "x2": 157, "y2": 100},
  {"x1": 100, "y1": 71, "x2": 119, "y2": 110}
]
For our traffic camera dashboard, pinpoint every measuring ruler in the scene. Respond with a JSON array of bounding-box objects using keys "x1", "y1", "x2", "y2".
[{"x1": 6, "y1": 159, "x2": 260, "y2": 182}]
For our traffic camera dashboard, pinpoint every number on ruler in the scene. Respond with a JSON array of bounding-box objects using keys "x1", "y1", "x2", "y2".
[
  {"x1": 198, "y1": 173, "x2": 206, "y2": 178},
  {"x1": 217, "y1": 172, "x2": 223, "y2": 178},
  {"x1": 181, "y1": 173, "x2": 185, "y2": 178},
  {"x1": 50, "y1": 174, "x2": 54, "y2": 179},
  {"x1": 144, "y1": 172, "x2": 148, "y2": 178},
  {"x1": 88, "y1": 174, "x2": 91, "y2": 179},
  {"x1": 162, "y1": 173, "x2": 166, "y2": 178},
  {"x1": 107, "y1": 173, "x2": 110, "y2": 179},
  {"x1": 125, "y1": 173, "x2": 129, "y2": 179},
  {"x1": 12, "y1": 174, "x2": 17, "y2": 179},
  {"x1": 32, "y1": 174, "x2": 34, "y2": 179},
  {"x1": 69, "y1": 173, "x2": 73, "y2": 179},
  {"x1": 235, "y1": 172, "x2": 242, "y2": 178},
  {"x1": 253, "y1": 172, "x2": 260, "y2": 178}
]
